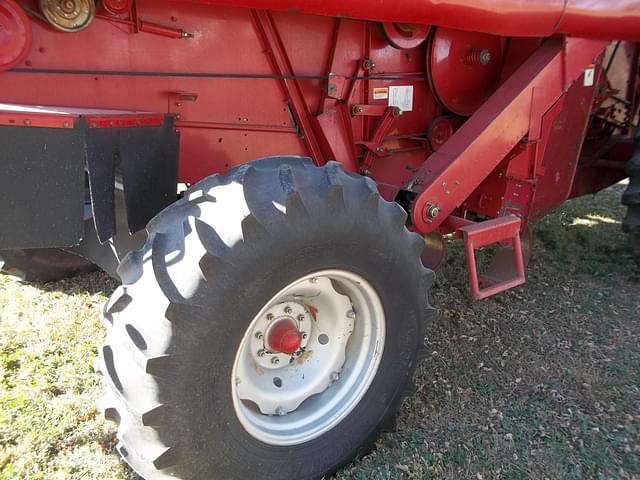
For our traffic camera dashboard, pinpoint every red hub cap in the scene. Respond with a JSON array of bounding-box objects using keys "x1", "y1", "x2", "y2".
[
  {"x1": 0, "y1": 0, "x2": 32, "y2": 72},
  {"x1": 267, "y1": 319, "x2": 302, "y2": 354}
]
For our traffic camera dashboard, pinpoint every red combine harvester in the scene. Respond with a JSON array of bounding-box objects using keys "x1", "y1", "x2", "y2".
[{"x1": 1, "y1": 0, "x2": 639, "y2": 478}]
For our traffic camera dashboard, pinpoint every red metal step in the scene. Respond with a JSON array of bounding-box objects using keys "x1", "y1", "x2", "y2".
[{"x1": 458, "y1": 215, "x2": 526, "y2": 300}]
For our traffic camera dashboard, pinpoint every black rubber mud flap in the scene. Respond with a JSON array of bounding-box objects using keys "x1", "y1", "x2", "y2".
[
  {"x1": 0, "y1": 116, "x2": 178, "y2": 249},
  {"x1": 0, "y1": 125, "x2": 85, "y2": 249}
]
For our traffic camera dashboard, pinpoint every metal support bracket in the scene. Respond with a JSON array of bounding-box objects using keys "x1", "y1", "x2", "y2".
[{"x1": 358, "y1": 106, "x2": 403, "y2": 172}]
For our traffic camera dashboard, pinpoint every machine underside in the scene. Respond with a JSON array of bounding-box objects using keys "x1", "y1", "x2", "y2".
[{"x1": 0, "y1": 0, "x2": 638, "y2": 292}]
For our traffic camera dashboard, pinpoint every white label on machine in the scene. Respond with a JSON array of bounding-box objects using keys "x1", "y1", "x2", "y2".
[
  {"x1": 584, "y1": 66, "x2": 595, "y2": 87},
  {"x1": 388, "y1": 85, "x2": 414, "y2": 112},
  {"x1": 373, "y1": 87, "x2": 389, "y2": 100}
]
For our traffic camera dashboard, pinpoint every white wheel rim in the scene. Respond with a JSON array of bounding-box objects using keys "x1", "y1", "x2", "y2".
[{"x1": 231, "y1": 270, "x2": 386, "y2": 446}]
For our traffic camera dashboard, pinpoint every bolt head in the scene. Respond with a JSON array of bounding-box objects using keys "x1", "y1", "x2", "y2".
[
  {"x1": 275, "y1": 407, "x2": 286, "y2": 416},
  {"x1": 257, "y1": 349, "x2": 266, "y2": 357},
  {"x1": 330, "y1": 372, "x2": 340, "y2": 382},
  {"x1": 297, "y1": 314, "x2": 305, "y2": 322},
  {"x1": 271, "y1": 357, "x2": 280, "y2": 365},
  {"x1": 255, "y1": 332, "x2": 263, "y2": 340},
  {"x1": 284, "y1": 306, "x2": 293, "y2": 315},
  {"x1": 346, "y1": 310, "x2": 356, "y2": 319},
  {"x1": 376, "y1": 146, "x2": 385, "y2": 153},
  {"x1": 310, "y1": 277, "x2": 319, "y2": 284},
  {"x1": 266, "y1": 313, "x2": 274, "y2": 321},
  {"x1": 427, "y1": 205, "x2": 440, "y2": 219},
  {"x1": 480, "y1": 49, "x2": 492, "y2": 65}
]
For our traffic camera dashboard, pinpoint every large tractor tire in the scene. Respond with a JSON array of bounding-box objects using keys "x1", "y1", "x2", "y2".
[
  {"x1": 0, "y1": 248, "x2": 96, "y2": 283},
  {"x1": 623, "y1": 133, "x2": 640, "y2": 267},
  {"x1": 98, "y1": 157, "x2": 434, "y2": 480}
]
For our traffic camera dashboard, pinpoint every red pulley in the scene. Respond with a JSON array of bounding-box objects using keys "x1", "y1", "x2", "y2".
[
  {"x1": 382, "y1": 22, "x2": 430, "y2": 50},
  {"x1": 427, "y1": 116, "x2": 454, "y2": 151},
  {"x1": 428, "y1": 27, "x2": 506, "y2": 116},
  {"x1": 102, "y1": 0, "x2": 132, "y2": 16},
  {"x1": 267, "y1": 319, "x2": 302, "y2": 354},
  {"x1": 0, "y1": 0, "x2": 32, "y2": 72},
  {"x1": 427, "y1": 115, "x2": 465, "y2": 151}
]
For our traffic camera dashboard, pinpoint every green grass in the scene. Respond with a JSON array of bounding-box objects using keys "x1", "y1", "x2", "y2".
[{"x1": 1, "y1": 183, "x2": 639, "y2": 479}]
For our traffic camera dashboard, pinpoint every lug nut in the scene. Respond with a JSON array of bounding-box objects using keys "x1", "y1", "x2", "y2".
[
  {"x1": 255, "y1": 331, "x2": 263, "y2": 340},
  {"x1": 275, "y1": 407, "x2": 286, "y2": 416},
  {"x1": 346, "y1": 310, "x2": 356, "y2": 319},
  {"x1": 257, "y1": 349, "x2": 266, "y2": 357},
  {"x1": 271, "y1": 357, "x2": 280, "y2": 365},
  {"x1": 330, "y1": 372, "x2": 340, "y2": 382},
  {"x1": 284, "y1": 306, "x2": 292, "y2": 314},
  {"x1": 266, "y1": 313, "x2": 274, "y2": 321},
  {"x1": 297, "y1": 314, "x2": 305, "y2": 322},
  {"x1": 310, "y1": 277, "x2": 319, "y2": 284}
]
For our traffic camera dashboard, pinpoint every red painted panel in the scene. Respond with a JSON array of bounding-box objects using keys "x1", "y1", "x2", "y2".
[
  {"x1": 177, "y1": 127, "x2": 306, "y2": 183},
  {"x1": 559, "y1": 1, "x2": 640, "y2": 40},
  {"x1": 179, "y1": 0, "x2": 640, "y2": 40},
  {"x1": 528, "y1": 74, "x2": 597, "y2": 219},
  {"x1": 179, "y1": 0, "x2": 565, "y2": 37}
]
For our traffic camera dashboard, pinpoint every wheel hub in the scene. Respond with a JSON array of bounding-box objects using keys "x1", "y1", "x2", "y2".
[
  {"x1": 249, "y1": 301, "x2": 311, "y2": 369},
  {"x1": 232, "y1": 270, "x2": 385, "y2": 445}
]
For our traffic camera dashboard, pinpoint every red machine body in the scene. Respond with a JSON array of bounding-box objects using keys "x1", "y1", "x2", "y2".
[
  {"x1": 0, "y1": 0, "x2": 639, "y2": 298},
  {"x1": 2, "y1": 2, "x2": 640, "y2": 479}
]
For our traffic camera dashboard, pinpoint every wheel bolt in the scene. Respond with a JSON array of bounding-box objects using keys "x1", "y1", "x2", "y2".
[
  {"x1": 310, "y1": 277, "x2": 319, "y2": 284},
  {"x1": 271, "y1": 357, "x2": 280, "y2": 365},
  {"x1": 297, "y1": 314, "x2": 305, "y2": 322},
  {"x1": 302, "y1": 333, "x2": 308, "y2": 340},
  {"x1": 275, "y1": 407, "x2": 286, "y2": 416},
  {"x1": 346, "y1": 310, "x2": 356, "y2": 319},
  {"x1": 255, "y1": 331, "x2": 263, "y2": 340},
  {"x1": 330, "y1": 372, "x2": 340, "y2": 382},
  {"x1": 257, "y1": 349, "x2": 266, "y2": 357},
  {"x1": 284, "y1": 306, "x2": 292, "y2": 314},
  {"x1": 266, "y1": 313, "x2": 274, "y2": 321}
]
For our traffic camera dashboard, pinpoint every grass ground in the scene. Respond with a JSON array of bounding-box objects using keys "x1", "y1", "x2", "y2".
[{"x1": 1, "y1": 183, "x2": 638, "y2": 480}]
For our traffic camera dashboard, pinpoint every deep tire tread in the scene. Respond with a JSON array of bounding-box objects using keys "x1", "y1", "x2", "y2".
[{"x1": 99, "y1": 157, "x2": 435, "y2": 480}]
